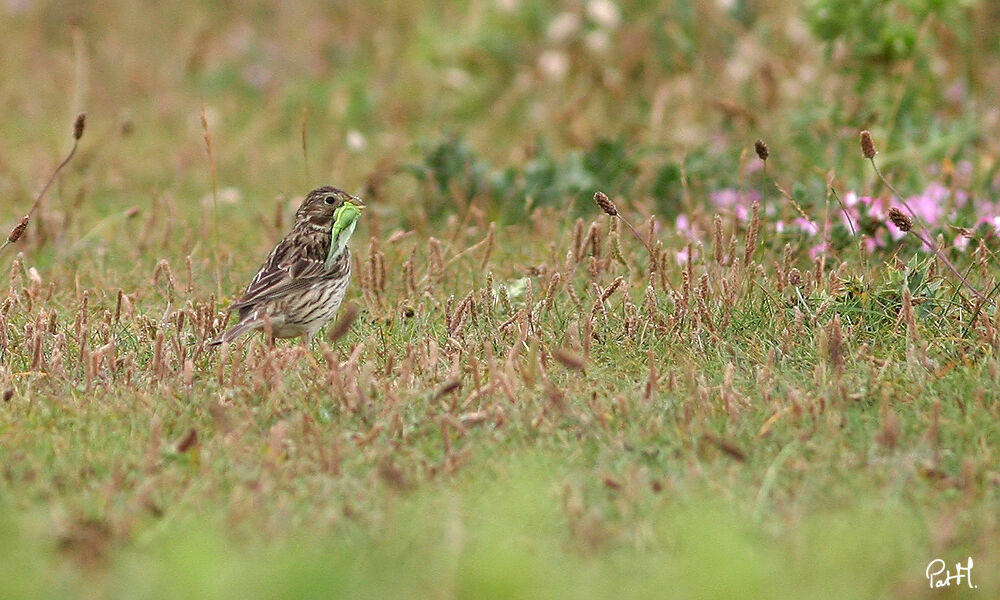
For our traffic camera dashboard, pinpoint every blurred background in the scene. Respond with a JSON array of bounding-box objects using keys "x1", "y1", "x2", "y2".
[{"x1": 3, "y1": 0, "x2": 999, "y2": 246}]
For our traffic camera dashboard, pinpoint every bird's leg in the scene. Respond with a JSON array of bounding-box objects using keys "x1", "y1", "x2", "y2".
[{"x1": 301, "y1": 332, "x2": 321, "y2": 368}]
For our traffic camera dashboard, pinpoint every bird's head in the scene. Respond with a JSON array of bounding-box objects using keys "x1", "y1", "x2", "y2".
[{"x1": 295, "y1": 186, "x2": 365, "y2": 229}]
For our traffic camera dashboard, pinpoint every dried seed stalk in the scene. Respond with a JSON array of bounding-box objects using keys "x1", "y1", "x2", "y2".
[
  {"x1": 863, "y1": 129, "x2": 992, "y2": 306},
  {"x1": 2, "y1": 113, "x2": 86, "y2": 253}
]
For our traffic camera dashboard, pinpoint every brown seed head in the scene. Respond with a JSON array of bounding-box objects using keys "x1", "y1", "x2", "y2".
[
  {"x1": 73, "y1": 113, "x2": 86, "y2": 140},
  {"x1": 594, "y1": 191, "x2": 617, "y2": 216},
  {"x1": 860, "y1": 130, "x2": 876, "y2": 159},
  {"x1": 433, "y1": 379, "x2": 462, "y2": 400},
  {"x1": 888, "y1": 207, "x2": 912, "y2": 232},
  {"x1": 7, "y1": 215, "x2": 29, "y2": 244},
  {"x1": 788, "y1": 267, "x2": 802, "y2": 287},
  {"x1": 327, "y1": 302, "x2": 359, "y2": 342},
  {"x1": 553, "y1": 347, "x2": 587, "y2": 371},
  {"x1": 175, "y1": 428, "x2": 199, "y2": 453},
  {"x1": 754, "y1": 139, "x2": 769, "y2": 161}
]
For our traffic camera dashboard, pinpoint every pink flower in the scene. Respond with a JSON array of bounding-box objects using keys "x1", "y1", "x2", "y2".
[
  {"x1": 885, "y1": 216, "x2": 907, "y2": 241},
  {"x1": 838, "y1": 191, "x2": 865, "y2": 232},
  {"x1": 953, "y1": 189, "x2": 968, "y2": 208},
  {"x1": 905, "y1": 183, "x2": 947, "y2": 226},
  {"x1": 866, "y1": 198, "x2": 888, "y2": 222},
  {"x1": 838, "y1": 208, "x2": 859, "y2": 231},
  {"x1": 809, "y1": 242, "x2": 829, "y2": 259},
  {"x1": 861, "y1": 236, "x2": 882, "y2": 254},
  {"x1": 709, "y1": 189, "x2": 761, "y2": 216},
  {"x1": 793, "y1": 217, "x2": 819, "y2": 234},
  {"x1": 710, "y1": 188, "x2": 741, "y2": 208},
  {"x1": 675, "y1": 213, "x2": 690, "y2": 232},
  {"x1": 675, "y1": 214, "x2": 699, "y2": 240}
]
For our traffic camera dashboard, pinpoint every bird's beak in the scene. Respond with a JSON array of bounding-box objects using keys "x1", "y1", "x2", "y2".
[{"x1": 347, "y1": 196, "x2": 366, "y2": 210}]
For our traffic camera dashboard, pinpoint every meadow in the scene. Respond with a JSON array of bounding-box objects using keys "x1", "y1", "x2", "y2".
[{"x1": 1, "y1": 1, "x2": 998, "y2": 598}]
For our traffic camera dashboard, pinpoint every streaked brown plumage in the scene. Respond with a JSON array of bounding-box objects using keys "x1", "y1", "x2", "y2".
[{"x1": 210, "y1": 186, "x2": 364, "y2": 345}]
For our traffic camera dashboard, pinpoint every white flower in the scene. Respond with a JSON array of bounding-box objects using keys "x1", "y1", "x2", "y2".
[
  {"x1": 201, "y1": 186, "x2": 242, "y2": 207},
  {"x1": 538, "y1": 50, "x2": 569, "y2": 81},
  {"x1": 219, "y1": 187, "x2": 242, "y2": 205},
  {"x1": 587, "y1": 0, "x2": 620, "y2": 29},
  {"x1": 547, "y1": 12, "x2": 581, "y2": 42},
  {"x1": 346, "y1": 130, "x2": 367, "y2": 152}
]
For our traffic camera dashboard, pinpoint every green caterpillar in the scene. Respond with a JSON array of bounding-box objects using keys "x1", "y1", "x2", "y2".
[{"x1": 327, "y1": 202, "x2": 364, "y2": 268}]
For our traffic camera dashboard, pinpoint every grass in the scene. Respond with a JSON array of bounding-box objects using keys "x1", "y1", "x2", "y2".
[{"x1": 1, "y1": 1, "x2": 999, "y2": 598}]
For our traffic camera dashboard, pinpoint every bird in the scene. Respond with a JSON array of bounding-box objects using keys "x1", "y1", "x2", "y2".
[{"x1": 210, "y1": 186, "x2": 365, "y2": 346}]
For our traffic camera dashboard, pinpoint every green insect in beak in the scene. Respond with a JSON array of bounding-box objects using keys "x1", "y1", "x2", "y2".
[{"x1": 327, "y1": 198, "x2": 365, "y2": 268}]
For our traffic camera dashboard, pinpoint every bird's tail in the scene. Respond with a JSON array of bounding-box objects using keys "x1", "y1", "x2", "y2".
[{"x1": 207, "y1": 319, "x2": 260, "y2": 347}]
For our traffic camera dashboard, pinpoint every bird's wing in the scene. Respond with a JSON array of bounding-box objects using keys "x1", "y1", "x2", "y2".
[
  {"x1": 232, "y1": 273, "x2": 338, "y2": 309},
  {"x1": 232, "y1": 232, "x2": 330, "y2": 311}
]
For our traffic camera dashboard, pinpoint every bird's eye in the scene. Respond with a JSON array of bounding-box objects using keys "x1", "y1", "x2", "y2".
[{"x1": 324, "y1": 196, "x2": 336, "y2": 205}]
